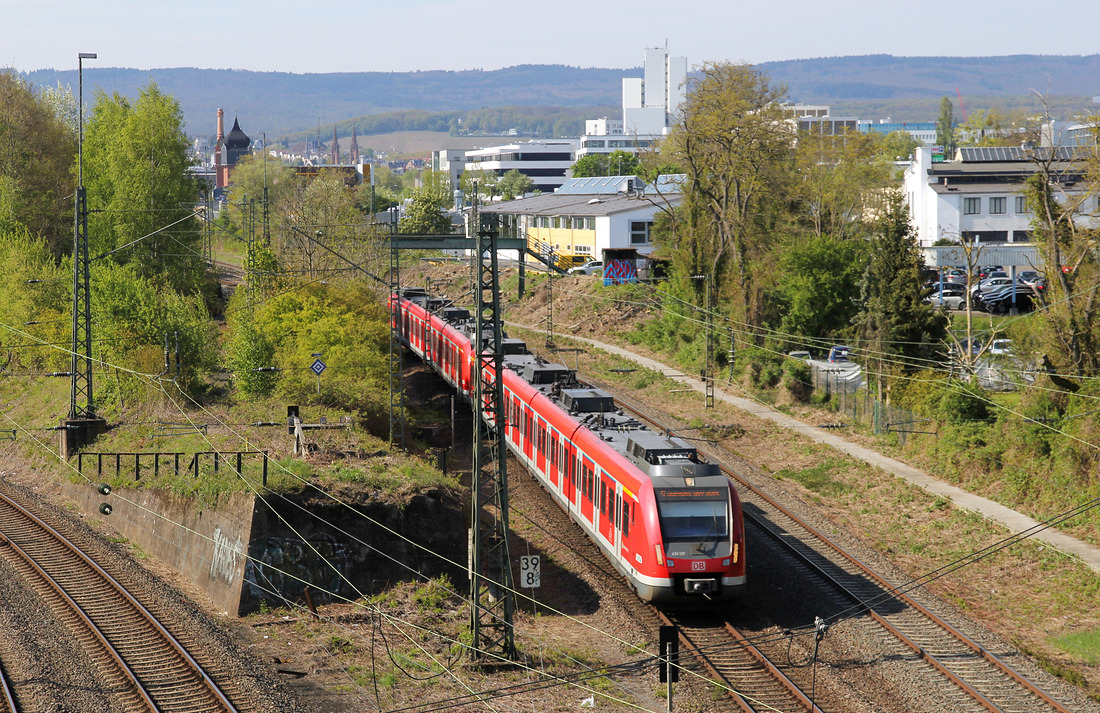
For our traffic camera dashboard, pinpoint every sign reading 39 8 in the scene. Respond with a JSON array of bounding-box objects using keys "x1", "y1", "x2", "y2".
[{"x1": 519, "y1": 555, "x2": 541, "y2": 588}]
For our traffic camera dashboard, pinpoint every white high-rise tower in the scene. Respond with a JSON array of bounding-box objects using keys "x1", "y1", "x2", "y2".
[
  {"x1": 622, "y1": 47, "x2": 687, "y2": 136},
  {"x1": 578, "y1": 47, "x2": 687, "y2": 159}
]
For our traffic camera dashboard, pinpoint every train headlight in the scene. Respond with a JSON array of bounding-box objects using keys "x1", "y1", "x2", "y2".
[
  {"x1": 654, "y1": 544, "x2": 664, "y2": 566},
  {"x1": 731, "y1": 543, "x2": 739, "y2": 564}
]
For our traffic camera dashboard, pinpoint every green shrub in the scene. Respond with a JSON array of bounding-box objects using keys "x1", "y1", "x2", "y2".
[{"x1": 935, "y1": 380, "x2": 990, "y2": 424}]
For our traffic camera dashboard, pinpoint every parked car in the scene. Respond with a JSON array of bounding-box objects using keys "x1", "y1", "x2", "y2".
[
  {"x1": 786, "y1": 350, "x2": 812, "y2": 360},
  {"x1": 929, "y1": 285, "x2": 967, "y2": 310},
  {"x1": 568, "y1": 260, "x2": 603, "y2": 275},
  {"x1": 970, "y1": 276, "x2": 1014, "y2": 300},
  {"x1": 982, "y1": 288, "x2": 1035, "y2": 314},
  {"x1": 941, "y1": 268, "x2": 969, "y2": 284},
  {"x1": 827, "y1": 345, "x2": 852, "y2": 362},
  {"x1": 1017, "y1": 270, "x2": 1043, "y2": 286},
  {"x1": 989, "y1": 339, "x2": 1013, "y2": 355}
]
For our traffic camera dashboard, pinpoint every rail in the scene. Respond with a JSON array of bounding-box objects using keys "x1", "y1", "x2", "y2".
[
  {"x1": 618, "y1": 396, "x2": 1076, "y2": 713},
  {"x1": 0, "y1": 491, "x2": 241, "y2": 711}
]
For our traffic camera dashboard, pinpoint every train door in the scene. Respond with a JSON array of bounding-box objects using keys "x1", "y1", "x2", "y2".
[
  {"x1": 523, "y1": 408, "x2": 534, "y2": 461},
  {"x1": 535, "y1": 418, "x2": 547, "y2": 474},
  {"x1": 579, "y1": 454, "x2": 595, "y2": 525},
  {"x1": 598, "y1": 471, "x2": 616, "y2": 545},
  {"x1": 615, "y1": 484, "x2": 625, "y2": 557},
  {"x1": 548, "y1": 430, "x2": 559, "y2": 488},
  {"x1": 564, "y1": 440, "x2": 577, "y2": 508}
]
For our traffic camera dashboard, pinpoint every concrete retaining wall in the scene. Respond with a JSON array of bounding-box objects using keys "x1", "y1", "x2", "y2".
[
  {"x1": 58, "y1": 480, "x2": 466, "y2": 616},
  {"x1": 58, "y1": 480, "x2": 255, "y2": 615}
]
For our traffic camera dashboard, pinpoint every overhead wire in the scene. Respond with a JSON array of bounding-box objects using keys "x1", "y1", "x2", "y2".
[
  {"x1": 525, "y1": 274, "x2": 1100, "y2": 642},
  {"x1": 17, "y1": 239, "x2": 1100, "y2": 708},
  {"x1": 0, "y1": 286, "x2": 665, "y2": 682}
]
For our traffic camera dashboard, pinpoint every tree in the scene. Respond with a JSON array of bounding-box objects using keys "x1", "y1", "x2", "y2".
[
  {"x1": 570, "y1": 150, "x2": 640, "y2": 178},
  {"x1": 497, "y1": 169, "x2": 535, "y2": 200},
  {"x1": 224, "y1": 151, "x2": 295, "y2": 234},
  {"x1": 857, "y1": 193, "x2": 948, "y2": 375},
  {"x1": 276, "y1": 172, "x2": 365, "y2": 278},
  {"x1": 399, "y1": 170, "x2": 453, "y2": 234},
  {"x1": 459, "y1": 168, "x2": 498, "y2": 204},
  {"x1": 662, "y1": 61, "x2": 794, "y2": 332},
  {"x1": 936, "y1": 97, "x2": 957, "y2": 156},
  {"x1": 0, "y1": 71, "x2": 76, "y2": 255},
  {"x1": 774, "y1": 236, "x2": 869, "y2": 341},
  {"x1": 570, "y1": 154, "x2": 607, "y2": 178},
  {"x1": 82, "y1": 82, "x2": 205, "y2": 295},
  {"x1": 795, "y1": 128, "x2": 892, "y2": 241},
  {"x1": 1024, "y1": 162, "x2": 1100, "y2": 376},
  {"x1": 876, "y1": 130, "x2": 922, "y2": 162}
]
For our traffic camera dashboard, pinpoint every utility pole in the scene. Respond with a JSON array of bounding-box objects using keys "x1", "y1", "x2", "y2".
[
  {"x1": 545, "y1": 245, "x2": 556, "y2": 349},
  {"x1": 245, "y1": 195, "x2": 256, "y2": 309},
  {"x1": 262, "y1": 133, "x2": 270, "y2": 248},
  {"x1": 388, "y1": 210, "x2": 406, "y2": 449},
  {"x1": 469, "y1": 211, "x2": 516, "y2": 661},
  {"x1": 704, "y1": 273, "x2": 714, "y2": 409},
  {"x1": 692, "y1": 274, "x2": 715, "y2": 409},
  {"x1": 61, "y1": 51, "x2": 107, "y2": 458}
]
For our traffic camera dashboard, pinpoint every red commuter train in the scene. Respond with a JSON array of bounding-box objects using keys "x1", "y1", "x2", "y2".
[{"x1": 393, "y1": 289, "x2": 745, "y2": 604}]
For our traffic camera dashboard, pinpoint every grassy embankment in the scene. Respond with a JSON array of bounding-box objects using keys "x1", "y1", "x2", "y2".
[{"x1": 501, "y1": 272, "x2": 1100, "y2": 699}]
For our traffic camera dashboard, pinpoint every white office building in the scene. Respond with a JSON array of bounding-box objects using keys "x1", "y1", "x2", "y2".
[
  {"x1": 903, "y1": 145, "x2": 1096, "y2": 248},
  {"x1": 463, "y1": 139, "x2": 579, "y2": 194},
  {"x1": 577, "y1": 47, "x2": 687, "y2": 158}
]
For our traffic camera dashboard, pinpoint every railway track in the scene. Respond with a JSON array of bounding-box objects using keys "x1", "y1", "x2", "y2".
[
  {"x1": 657, "y1": 609, "x2": 825, "y2": 713},
  {"x1": 613, "y1": 391, "x2": 1082, "y2": 713},
  {"x1": 0, "y1": 661, "x2": 15, "y2": 713},
  {"x1": 0, "y1": 490, "x2": 240, "y2": 713}
]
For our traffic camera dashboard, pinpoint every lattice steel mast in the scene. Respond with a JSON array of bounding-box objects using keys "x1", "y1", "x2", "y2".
[{"x1": 469, "y1": 212, "x2": 516, "y2": 660}]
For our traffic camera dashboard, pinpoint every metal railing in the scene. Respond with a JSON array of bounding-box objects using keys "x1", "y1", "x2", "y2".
[{"x1": 77, "y1": 450, "x2": 269, "y2": 485}]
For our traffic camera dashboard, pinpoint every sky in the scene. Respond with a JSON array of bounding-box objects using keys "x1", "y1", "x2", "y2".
[{"x1": 4, "y1": 0, "x2": 1100, "y2": 74}]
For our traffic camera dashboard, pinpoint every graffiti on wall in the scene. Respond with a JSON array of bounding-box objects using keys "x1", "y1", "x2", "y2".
[
  {"x1": 209, "y1": 526, "x2": 246, "y2": 584},
  {"x1": 244, "y1": 534, "x2": 351, "y2": 601},
  {"x1": 603, "y1": 258, "x2": 637, "y2": 286}
]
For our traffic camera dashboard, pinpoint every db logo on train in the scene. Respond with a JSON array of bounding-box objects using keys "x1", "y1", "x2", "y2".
[{"x1": 692, "y1": 561, "x2": 706, "y2": 571}]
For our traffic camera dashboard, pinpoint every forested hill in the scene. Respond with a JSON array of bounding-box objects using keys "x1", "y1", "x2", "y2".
[
  {"x1": 20, "y1": 55, "x2": 1100, "y2": 139},
  {"x1": 20, "y1": 65, "x2": 635, "y2": 137},
  {"x1": 763, "y1": 54, "x2": 1100, "y2": 100}
]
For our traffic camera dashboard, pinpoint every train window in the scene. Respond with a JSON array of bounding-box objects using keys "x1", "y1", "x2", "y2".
[
  {"x1": 656, "y1": 497, "x2": 729, "y2": 541},
  {"x1": 621, "y1": 500, "x2": 630, "y2": 537},
  {"x1": 599, "y1": 482, "x2": 606, "y2": 515}
]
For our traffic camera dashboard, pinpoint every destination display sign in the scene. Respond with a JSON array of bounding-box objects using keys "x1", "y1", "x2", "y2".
[{"x1": 655, "y1": 488, "x2": 725, "y2": 500}]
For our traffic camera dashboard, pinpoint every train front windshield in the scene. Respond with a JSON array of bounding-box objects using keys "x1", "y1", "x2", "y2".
[{"x1": 654, "y1": 488, "x2": 729, "y2": 541}]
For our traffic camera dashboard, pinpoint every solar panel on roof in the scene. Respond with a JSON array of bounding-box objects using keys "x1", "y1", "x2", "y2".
[
  {"x1": 959, "y1": 147, "x2": 1026, "y2": 162},
  {"x1": 959, "y1": 145, "x2": 1086, "y2": 163}
]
